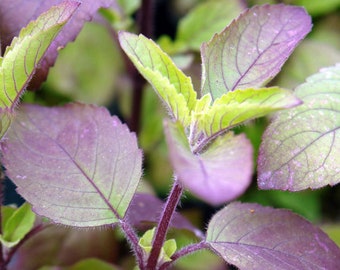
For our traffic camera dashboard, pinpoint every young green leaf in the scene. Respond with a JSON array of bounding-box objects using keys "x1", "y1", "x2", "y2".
[
  {"x1": 0, "y1": 0, "x2": 118, "y2": 90},
  {"x1": 201, "y1": 4, "x2": 312, "y2": 100},
  {"x1": 118, "y1": 31, "x2": 196, "y2": 126},
  {"x1": 195, "y1": 87, "x2": 301, "y2": 137},
  {"x1": 173, "y1": 0, "x2": 246, "y2": 52},
  {"x1": 0, "y1": 1, "x2": 79, "y2": 139},
  {"x1": 1, "y1": 103, "x2": 142, "y2": 227},
  {"x1": 258, "y1": 64, "x2": 340, "y2": 191},
  {"x1": 164, "y1": 120, "x2": 253, "y2": 205},
  {"x1": 206, "y1": 202, "x2": 340, "y2": 270},
  {"x1": 0, "y1": 203, "x2": 36, "y2": 248},
  {"x1": 139, "y1": 227, "x2": 177, "y2": 264},
  {"x1": 0, "y1": 1, "x2": 79, "y2": 111}
]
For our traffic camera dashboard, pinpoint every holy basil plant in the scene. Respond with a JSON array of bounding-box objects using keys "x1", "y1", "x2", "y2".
[{"x1": 0, "y1": 2, "x2": 339, "y2": 270}]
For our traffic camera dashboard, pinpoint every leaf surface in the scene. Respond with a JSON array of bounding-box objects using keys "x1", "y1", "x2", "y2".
[
  {"x1": 0, "y1": 0, "x2": 118, "y2": 90},
  {"x1": 1, "y1": 103, "x2": 142, "y2": 226},
  {"x1": 118, "y1": 32, "x2": 196, "y2": 126},
  {"x1": 201, "y1": 4, "x2": 312, "y2": 100},
  {"x1": 0, "y1": 1, "x2": 79, "y2": 111},
  {"x1": 164, "y1": 121, "x2": 253, "y2": 205},
  {"x1": 258, "y1": 64, "x2": 340, "y2": 190},
  {"x1": 196, "y1": 87, "x2": 301, "y2": 137},
  {"x1": 206, "y1": 202, "x2": 340, "y2": 270}
]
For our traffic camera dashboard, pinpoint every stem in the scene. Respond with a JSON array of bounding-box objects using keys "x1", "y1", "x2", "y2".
[
  {"x1": 120, "y1": 219, "x2": 146, "y2": 270},
  {"x1": 146, "y1": 180, "x2": 183, "y2": 270},
  {"x1": 128, "y1": 0, "x2": 154, "y2": 133},
  {"x1": 159, "y1": 241, "x2": 209, "y2": 270},
  {"x1": 0, "y1": 170, "x2": 4, "y2": 270}
]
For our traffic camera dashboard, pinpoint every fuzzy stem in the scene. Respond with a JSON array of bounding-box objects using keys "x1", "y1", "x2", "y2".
[
  {"x1": 120, "y1": 219, "x2": 146, "y2": 270},
  {"x1": 159, "y1": 241, "x2": 209, "y2": 270},
  {"x1": 146, "y1": 180, "x2": 183, "y2": 270}
]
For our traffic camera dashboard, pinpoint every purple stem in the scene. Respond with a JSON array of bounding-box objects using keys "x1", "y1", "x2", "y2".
[
  {"x1": 146, "y1": 180, "x2": 183, "y2": 269},
  {"x1": 159, "y1": 241, "x2": 209, "y2": 270},
  {"x1": 120, "y1": 219, "x2": 146, "y2": 270},
  {"x1": 128, "y1": 0, "x2": 154, "y2": 134}
]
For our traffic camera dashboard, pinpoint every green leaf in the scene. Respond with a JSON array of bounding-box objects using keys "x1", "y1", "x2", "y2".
[
  {"x1": 290, "y1": 0, "x2": 340, "y2": 16},
  {"x1": 118, "y1": 31, "x2": 196, "y2": 126},
  {"x1": 117, "y1": 0, "x2": 141, "y2": 15},
  {"x1": 0, "y1": 203, "x2": 36, "y2": 247},
  {"x1": 258, "y1": 64, "x2": 340, "y2": 190},
  {"x1": 0, "y1": 1, "x2": 79, "y2": 111},
  {"x1": 139, "y1": 227, "x2": 177, "y2": 263},
  {"x1": 66, "y1": 259, "x2": 118, "y2": 270},
  {"x1": 195, "y1": 87, "x2": 301, "y2": 137},
  {"x1": 46, "y1": 22, "x2": 124, "y2": 105},
  {"x1": 0, "y1": 1, "x2": 79, "y2": 139},
  {"x1": 38, "y1": 258, "x2": 119, "y2": 270},
  {"x1": 174, "y1": 0, "x2": 245, "y2": 52},
  {"x1": 275, "y1": 40, "x2": 340, "y2": 89},
  {"x1": 201, "y1": 4, "x2": 311, "y2": 100}
]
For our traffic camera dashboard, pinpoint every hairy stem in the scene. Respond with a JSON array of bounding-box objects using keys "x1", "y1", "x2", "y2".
[
  {"x1": 146, "y1": 180, "x2": 183, "y2": 269},
  {"x1": 159, "y1": 241, "x2": 209, "y2": 270},
  {"x1": 120, "y1": 219, "x2": 145, "y2": 270}
]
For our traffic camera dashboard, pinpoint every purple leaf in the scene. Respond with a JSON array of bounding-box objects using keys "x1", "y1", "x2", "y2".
[
  {"x1": 201, "y1": 4, "x2": 312, "y2": 100},
  {"x1": 206, "y1": 202, "x2": 340, "y2": 270},
  {"x1": 126, "y1": 193, "x2": 203, "y2": 238},
  {"x1": 164, "y1": 120, "x2": 253, "y2": 206},
  {"x1": 1, "y1": 103, "x2": 142, "y2": 227},
  {"x1": 0, "y1": 0, "x2": 118, "y2": 90},
  {"x1": 8, "y1": 224, "x2": 120, "y2": 270},
  {"x1": 258, "y1": 64, "x2": 340, "y2": 190}
]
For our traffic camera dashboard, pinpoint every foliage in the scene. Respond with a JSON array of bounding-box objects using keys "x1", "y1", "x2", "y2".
[{"x1": 0, "y1": 0, "x2": 339, "y2": 269}]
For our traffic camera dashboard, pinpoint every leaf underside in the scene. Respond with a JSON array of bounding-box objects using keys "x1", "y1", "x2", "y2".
[
  {"x1": 258, "y1": 64, "x2": 340, "y2": 191},
  {"x1": 201, "y1": 4, "x2": 312, "y2": 100},
  {"x1": 206, "y1": 202, "x2": 340, "y2": 270},
  {"x1": 1, "y1": 103, "x2": 142, "y2": 226},
  {"x1": 164, "y1": 120, "x2": 253, "y2": 205}
]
